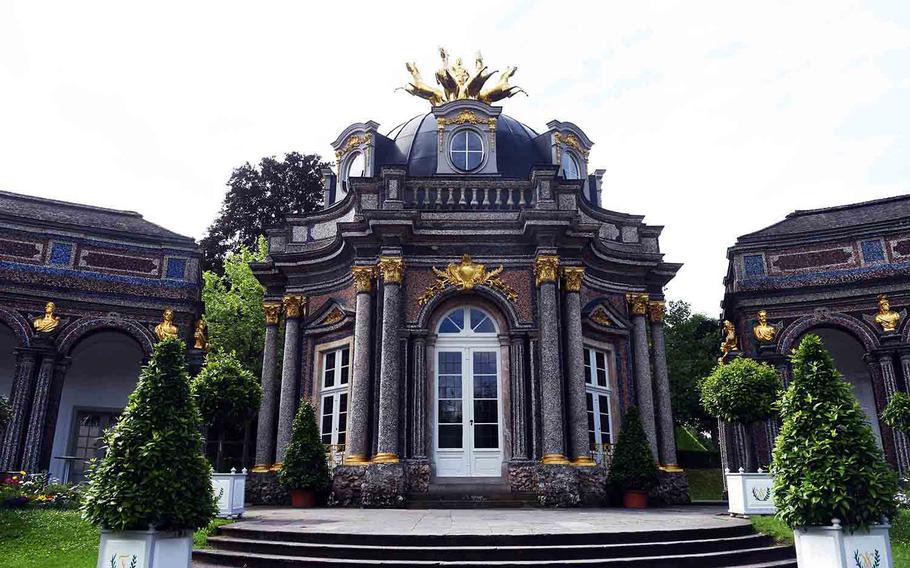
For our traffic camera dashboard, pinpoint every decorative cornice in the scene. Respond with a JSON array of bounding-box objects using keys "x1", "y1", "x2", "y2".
[
  {"x1": 648, "y1": 300, "x2": 666, "y2": 322},
  {"x1": 283, "y1": 295, "x2": 306, "y2": 319},
  {"x1": 418, "y1": 254, "x2": 517, "y2": 306},
  {"x1": 534, "y1": 255, "x2": 560, "y2": 287},
  {"x1": 263, "y1": 302, "x2": 282, "y2": 325},
  {"x1": 377, "y1": 256, "x2": 404, "y2": 284},
  {"x1": 626, "y1": 293, "x2": 650, "y2": 316},
  {"x1": 561, "y1": 267, "x2": 585, "y2": 292},
  {"x1": 352, "y1": 265, "x2": 376, "y2": 293}
]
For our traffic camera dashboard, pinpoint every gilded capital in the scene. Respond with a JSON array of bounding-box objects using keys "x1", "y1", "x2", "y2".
[
  {"x1": 534, "y1": 255, "x2": 560, "y2": 287},
  {"x1": 377, "y1": 256, "x2": 404, "y2": 284},
  {"x1": 263, "y1": 302, "x2": 282, "y2": 325},
  {"x1": 562, "y1": 267, "x2": 585, "y2": 292},
  {"x1": 626, "y1": 293, "x2": 650, "y2": 316},
  {"x1": 283, "y1": 295, "x2": 305, "y2": 319},
  {"x1": 352, "y1": 265, "x2": 376, "y2": 293},
  {"x1": 648, "y1": 301, "x2": 666, "y2": 322}
]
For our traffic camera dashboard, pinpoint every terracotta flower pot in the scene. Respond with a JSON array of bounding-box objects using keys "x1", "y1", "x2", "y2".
[
  {"x1": 290, "y1": 489, "x2": 316, "y2": 508},
  {"x1": 623, "y1": 490, "x2": 648, "y2": 509}
]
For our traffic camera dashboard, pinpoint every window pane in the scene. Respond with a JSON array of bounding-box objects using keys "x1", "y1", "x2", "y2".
[
  {"x1": 473, "y1": 425, "x2": 498, "y2": 448},
  {"x1": 438, "y1": 400, "x2": 463, "y2": 423},
  {"x1": 452, "y1": 132, "x2": 467, "y2": 152},
  {"x1": 322, "y1": 433, "x2": 332, "y2": 444},
  {"x1": 598, "y1": 396, "x2": 610, "y2": 415},
  {"x1": 439, "y1": 308, "x2": 464, "y2": 333},
  {"x1": 346, "y1": 152, "x2": 365, "y2": 179},
  {"x1": 323, "y1": 396, "x2": 334, "y2": 415},
  {"x1": 465, "y1": 149, "x2": 482, "y2": 170},
  {"x1": 473, "y1": 375, "x2": 497, "y2": 399},
  {"x1": 561, "y1": 152, "x2": 580, "y2": 179},
  {"x1": 586, "y1": 393, "x2": 593, "y2": 412},
  {"x1": 587, "y1": 412, "x2": 595, "y2": 431},
  {"x1": 439, "y1": 425, "x2": 462, "y2": 448},
  {"x1": 321, "y1": 415, "x2": 333, "y2": 435},
  {"x1": 470, "y1": 309, "x2": 495, "y2": 333},
  {"x1": 438, "y1": 376, "x2": 462, "y2": 398},
  {"x1": 340, "y1": 348, "x2": 350, "y2": 384},
  {"x1": 338, "y1": 412, "x2": 347, "y2": 434},
  {"x1": 473, "y1": 400, "x2": 498, "y2": 423},
  {"x1": 473, "y1": 351, "x2": 496, "y2": 375},
  {"x1": 438, "y1": 351, "x2": 462, "y2": 375},
  {"x1": 340, "y1": 393, "x2": 348, "y2": 412},
  {"x1": 324, "y1": 351, "x2": 336, "y2": 388},
  {"x1": 467, "y1": 131, "x2": 483, "y2": 151},
  {"x1": 338, "y1": 432, "x2": 346, "y2": 446}
]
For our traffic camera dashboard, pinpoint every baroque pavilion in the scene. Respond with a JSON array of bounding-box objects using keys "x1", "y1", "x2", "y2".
[{"x1": 249, "y1": 51, "x2": 687, "y2": 506}]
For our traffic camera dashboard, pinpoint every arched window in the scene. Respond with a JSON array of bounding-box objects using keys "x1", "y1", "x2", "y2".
[
  {"x1": 449, "y1": 130, "x2": 484, "y2": 172},
  {"x1": 437, "y1": 306, "x2": 497, "y2": 335},
  {"x1": 561, "y1": 151, "x2": 581, "y2": 179},
  {"x1": 341, "y1": 151, "x2": 366, "y2": 195}
]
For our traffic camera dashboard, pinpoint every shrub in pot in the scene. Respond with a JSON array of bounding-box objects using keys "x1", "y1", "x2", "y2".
[
  {"x1": 773, "y1": 335, "x2": 898, "y2": 568},
  {"x1": 607, "y1": 406, "x2": 660, "y2": 508},
  {"x1": 278, "y1": 399, "x2": 330, "y2": 507},
  {"x1": 81, "y1": 337, "x2": 217, "y2": 568},
  {"x1": 881, "y1": 392, "x2": 910, "y2": 433}
]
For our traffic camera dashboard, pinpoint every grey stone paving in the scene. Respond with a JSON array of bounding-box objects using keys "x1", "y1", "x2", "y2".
[{"x1": 223, "y1": 506, "x2": 748, "y2": 536}]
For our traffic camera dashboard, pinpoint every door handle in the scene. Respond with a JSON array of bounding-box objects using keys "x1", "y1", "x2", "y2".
[{"x1": 470, "y1": 420, "x2": 474, "y2": 425}]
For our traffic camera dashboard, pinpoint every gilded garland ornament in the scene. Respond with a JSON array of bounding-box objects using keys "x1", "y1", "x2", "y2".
[
  {"x1": 561, "y1": 267, "x2": 585, "y2": 292},
  {"x1": 534, "y1": 255, "x2": 560, "y2": 286},
  {"x1": 875, "y1": 295, "x2": 901, "y2": 332},
  {"x1": 32, "y1": 301, "x2": 60, "y2": 333},
  {"x1": 626, "y1": 293, "x2": 650, "y2": 316},
  {"x1": 283, "y1": 295, "x2": 305, "y2": 319},
  {"x1": 648, "y1": 301, "x2": 666, "y2": 322},
  {"x1": 555, "y1": 132, "x2": 590, "y2": 161},
  {"x1": 753, "y1": 310, "x2": 777, "y2": 342},
  {"x1": 377, "y1": 256, "x2": 404, "y2": 284},
  {"x1": 335, "y1": 133, "x2": 372, "y2": 162},
  {"x1": 417, "y1": 254, "x2": 517, "y2": 306},
  {"x1": 154, "y1": 308, "x2": 179, "y2": 341},
  {"x1": 352, "y1": 265, "x2": 376, "y2": 293},
  {"x1": 399, "y1": 49, "x2": 527, "y2": 106},
  {"x1": 263, "y1": 302, "x2": 282, "y2": 325}
]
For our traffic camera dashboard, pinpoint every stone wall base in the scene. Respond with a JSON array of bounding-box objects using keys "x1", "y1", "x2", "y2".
[
  {"x1": 649, "y1": 471, "x2": 690, "y2": 506},
  {"x1": 246, "y1": 470, "x2": 290, "y2": 506},
  {"x1": 509, "y1": 461, "x2": 607, "y2": 507},
  {"x1": 361, "y1": 463, "x2": 407, "y2": 508}
]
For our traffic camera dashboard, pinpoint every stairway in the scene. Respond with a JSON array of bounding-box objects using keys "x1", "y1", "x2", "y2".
[
  {"x1": 193, "y1": 522, "x2": 796, "y2": 567},
  {"x1": 406, "y1": 480, "x2": 539, "y2": 509}
]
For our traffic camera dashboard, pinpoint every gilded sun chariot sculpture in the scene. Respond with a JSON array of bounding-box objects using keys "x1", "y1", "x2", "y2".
[
  {"x1": 418, "y1": 254, "x2": 518, "y2": 306},
  {"x1": 399, "y1": 48, "x2": 527, "y2": 106}
]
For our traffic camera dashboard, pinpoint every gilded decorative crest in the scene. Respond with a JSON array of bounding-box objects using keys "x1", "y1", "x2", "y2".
[
  {"x1": 534, "y1": 255, "x2": 560, "y2": 286},
  {"x1": 377, "y1": 256, "x2": 404, "y2": 284},
  {"x1": 399, "y1": 49, "x2": 527, "y2": 106},
  {"x1": 322, "y1": 307, "x2": 345, "y2": 325},
  {"x1": 626, "y1": 293, "x2": 649, "y2": 316},
  {"x1": 561, "y1": 267, "x2": 585, "y2": 292},
  {"x1": 335, "y1": 133, "x2": 372, "y2": 162},
  {"x1": 352, "y1": 265, "x2": 376, "y2": 293},
  {"x1": 263, "y1": 302, "x2": 282, "y2": 325},
  {"x1": 418, "y1": 254, "x2": 517, "y2": 306},
  {"x1": 33, "y1": 301, "x2": 60, "y2": 333},
  {"x1": 555, "y1": 132, "x2": 590, "y2": 160},
  {"x1": 154, "y1": 308, "x2": 178, "y2": 341},
  {"x1": 648, "y1": 301, "x2": 666, "y2": 322},
  {"x1": 590, "y1": 307, "x2": 612, "y2": 326},
  {"x1": 283, "y1": 295, "x2": 305, "y2": 319}
]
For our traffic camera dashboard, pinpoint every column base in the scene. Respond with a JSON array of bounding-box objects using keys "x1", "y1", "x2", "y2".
[
  {"x1": 570, "y1": 456, "x2": 598, "y2": 467},
  {"x1": 269, "y1": 462, "x2": 282, "y2": 472},
  {"x1": 245, "y1": 469, "x2": 290, "y2": 506},
  {"x1": 361, "y1": 462, "x2": 406, "y2": 508},
  {"x1": 540, "y1": 453, "x2": 570, "y2": 465},
  {"x1": 649, "y1": 470, "x2": 690, "y2": 506},
  {"x1": 250, "y1": 464, "x2": 271, "y2": 473},
  {"x1": 371, "y1": 452, "x2": 399, "y2": 464},
  {"x1": 343, "y1": 454, "x2": 370, "y2": 465},
  {"x1": 659, "y1": 464, "x2": 685, "y2": 473}
]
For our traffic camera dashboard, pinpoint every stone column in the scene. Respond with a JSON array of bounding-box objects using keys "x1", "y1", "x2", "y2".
[
  {"x1": 879, "y1": 354, "x2": 910, "y2": 474},
  {"x1": 627, "y1": 293, "x2": 658, "y2": 460},
  {"x1": 411, "y1": 335, "x2": 427, "y2": 459},
  {"x1": 648, "y1": 300, "x2": 679, "y2": 468},
  {"x1": 534, "y1": 255, "x2": 568, "y2": 464},
  {"x1": 274, "y1": 294, "x2": 305, "y2": 466},
  {"x1": 562, "y1": 267, "x2": 594, "y2": 466},
  {"x1": 0, "y1": 350, "x2": 38, "y2": 470},
  {"x1": 253, "y1": 302, "x2": 282, "y2": 470},
  {"x1": 21, "y1": 353, "x2": 59, "y2": 472},
  {"x1": 374, "y1": 256, "x2": 404, "y2": 464},
  {"x1": 345, "y1": 265, "x2": 376, "y2": 465},
  {"x1": 509, "y1": 335, "x2": 529, "y2": 461}
]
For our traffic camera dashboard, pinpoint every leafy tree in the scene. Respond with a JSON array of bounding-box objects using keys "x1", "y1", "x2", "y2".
[
  {"x1": 278, "y1": 400, "x2": 330, "y2": 493},
  {"x1": 665, "y1": 300, "x2": 718, "y2": 433},
  {"x1": 607, "y1": 406, "x2": 660, "y2": 494},
  {"x1": 773, "y1": 335, "x2": 897, "y2": 531},
  {"x1": 81, "y1": 337, "x2": 216, "y2": 531},
  {"x1": 881, "y1": 392, "x2": 910, "y2": 433},
  {"x1": 201, "y1": 237, "x2": 267, "y2": 376},
  {"x1": 201, "y1": 152, "x2": 328, "y2": 271}
]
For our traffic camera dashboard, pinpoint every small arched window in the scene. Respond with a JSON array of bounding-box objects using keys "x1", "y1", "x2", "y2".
[
  {"x1": 342, "y1": 151, "x2": 366, "y2": 194},
  {"x1": 561, "y1": 151, "x2": 581, "y2": 180},
  {"x1": 437, "y1": 306, "x2": 497, "y2": 335},
  {"x1": 449, "y1": 130, "x2": 484, "y2": 172}
]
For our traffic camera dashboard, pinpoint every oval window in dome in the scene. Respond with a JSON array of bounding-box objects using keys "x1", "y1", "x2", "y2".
[
  {"x1": 450, "y1": 130, "x2": 484, "y2": 172},
  {"x1": 561, "y1": 151, "x2": 581, "y2": 180}
]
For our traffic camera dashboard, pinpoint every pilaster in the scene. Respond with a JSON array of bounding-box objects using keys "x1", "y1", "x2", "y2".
[
  {"x1": 253, "y1": 302, "x2": 282, "y2": 471},
  {"x1": 0, "y1": 349, "x2": 38, "y2": 470}
]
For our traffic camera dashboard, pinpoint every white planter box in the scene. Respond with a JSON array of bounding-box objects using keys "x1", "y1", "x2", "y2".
[
  {"x1": 97, "y1": 529, "x2": 192, "y2": 568},
  {"x1": 212, "y1": 468, "x2": 247, "y2": 518},
  {"x1": 726, "y1": 468, "x2": 775, "y2": 515},
  {"x1": 795, "y1": 521, "x2": 893, "y2": 568}
]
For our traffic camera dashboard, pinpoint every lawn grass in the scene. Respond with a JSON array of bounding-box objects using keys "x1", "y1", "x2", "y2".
[
  {"x1": 686, "y1": 468, "x2": 724, "y2": 501},
  {"x1": 0, "y1": 508, "x2": 233, "y2": 567}
]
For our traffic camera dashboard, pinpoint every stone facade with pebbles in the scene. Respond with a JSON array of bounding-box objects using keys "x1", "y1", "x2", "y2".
[{"x1": 251, "y1": 98, "x2": 686, "y2": 506}]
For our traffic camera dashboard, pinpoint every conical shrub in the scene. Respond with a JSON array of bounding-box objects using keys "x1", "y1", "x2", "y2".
[
  {"x1": 81, "y1": 337, "x2": 216, "y2": 531},
  {"x1": 607, "y1": 406, "x2": 660, "y2": 493},
  {"x1": 772, "y1": 334, "x2": 897, "y2": 531},
  {"x1": 278, "y1": 399, "x2": 330, "y2": 492}
]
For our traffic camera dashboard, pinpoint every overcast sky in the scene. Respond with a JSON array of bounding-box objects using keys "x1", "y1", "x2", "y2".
[{"x1": 2, "y1": 1, "x2": 908, "y2": 315}]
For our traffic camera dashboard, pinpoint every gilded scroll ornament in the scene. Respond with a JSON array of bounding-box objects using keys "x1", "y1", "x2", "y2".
[
  {"x1": 417, "y1": 254, "x2": 517, "y2": 306},
  {"x1": 193, "y1": 319, "x2": 208, "y2": 350},
  {"x1": 875, "y1": 295, "x2": 901, "y2": 332},
  {"x1": 335, "y1": 133, "x2": 373, "y2": 162},
  {"x1": 753, "y1": 310, "x2": 777, "y2": 342},
  {"x1": 283, "y1": 295, "x2": 305, "y2": 319},
  {"x1": 626, "y1": 293, "x2": 650, "y2": 316},
  {"x1": 377, "y1": 256, "x2": 404, "y2": 284},
  {"x1": 718, "y1": 320, "x2": 738, "y2": 364},
  {"x1": 154, "y1": 308, "x2": 179, "y2": 341},
  {"x1": 352, "y1": 265, "x2": 376, "y2": 293},
  {"x1": 648, "y1": 301, "x2": 666, "y2": 322},
  {"x1": 399, "y1": 49, "x2": 527, "y2": 106},
  {"x1": 561, "y1": 267, "x2": 585, "y2": 292},
  {"x1": 263, "y1": 302, "x2": 282, "y2": 325},
  {"x1": 590, "y1": 307, "x2": 612, "y2": 326},
  {"x1": 555, "y1": 132, "x2": 590, "y2": 161},
  {"x1": 33, "y1": 301, "x2": 60, "y2": 333},
  {"x1": 534, "y1": 255, "x2": 560, "y2": 286},
  {"x1": 322, "y1": 307, "x2": 345, "y2": 325}
]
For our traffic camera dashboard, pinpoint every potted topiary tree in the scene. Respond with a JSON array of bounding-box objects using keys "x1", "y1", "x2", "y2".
[
  {"x1": 774, "y1": 335, "x2": 898, "y2": 568},
  {"x1": 882, "y1": 392, "x2": 910, "y2": 434},
  {"x1": 81, "y1": 336, "x2": 216, "y2": 568},
  {"x1": 607, "y1": 406, "x2": 660, "y2": 508},
  {"x1": 191, "y1": 351, "x2": 262, "y2": 518},
  {"x1": 700, "y1": 357, "x2": 781, "y2": 515},
  {"x1": 278, "y1": 399, "x2": 330, "y2": 507}
]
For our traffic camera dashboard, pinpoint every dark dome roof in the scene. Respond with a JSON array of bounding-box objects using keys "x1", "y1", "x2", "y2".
[{"x1": 380, "y1": 113, "x2": 547, "y2": 178}]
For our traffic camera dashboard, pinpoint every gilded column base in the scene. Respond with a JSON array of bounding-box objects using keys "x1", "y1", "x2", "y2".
[
  {"x1": 371, "y1": 452, "x2": 399, "y2": 464},
  {"x1": 659, "y1": 464, "x2": 685, "y2": 473},
  {"x1": 570, "y1": 456, "x2": 597, "y2": 467},
  {"x1": 344, "y1": 454, "x2": 370, "y2": 466},
  {"x1": 269, "y1": 462, "x2": 282, "y2": 472},
  {"x1": 540, "y1": 453, "x2": 570, "y2": 465},
  {"x1": 250, "y1": 464, "x2": 271, "y2": 473}
]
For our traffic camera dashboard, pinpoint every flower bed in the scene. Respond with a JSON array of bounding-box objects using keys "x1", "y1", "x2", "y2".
[{"x1": 1, "y1": 471, "x2": 82, "y2": 510}]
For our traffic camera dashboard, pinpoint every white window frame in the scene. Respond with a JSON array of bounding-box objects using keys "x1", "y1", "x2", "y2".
[
  {"x1": 316, "y1": 339, "x2": 353, "y2": 463},
  {"x1": 583, "y1": 344, "x2": 614, "y2": 462},
  {"x1": 448, "y1": 128, "x2": 485, "y2": 172}
]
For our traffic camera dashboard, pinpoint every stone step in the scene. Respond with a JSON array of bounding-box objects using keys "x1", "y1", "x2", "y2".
[{"x1": 204, "y1": 533, "x2": 775, "y2": 561}]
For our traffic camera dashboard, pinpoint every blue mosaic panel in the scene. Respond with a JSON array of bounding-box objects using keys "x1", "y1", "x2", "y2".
[
  {"x1": 861, "y1": 240, "x2": 885, "y2": 263},
  {"x1": 743, "y1": 254, "x2": 765, "y2": 277},
  {"x1": 48, "y1": 242, "x2": 73, "y2": 266},
  {"x1": 165, "y1": 257, "x2": 187, "y2": 279}
]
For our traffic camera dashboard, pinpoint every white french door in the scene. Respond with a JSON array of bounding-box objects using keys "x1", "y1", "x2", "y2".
[{"x1": 434, "y1": 346, "x2": 502, "y2": 477}]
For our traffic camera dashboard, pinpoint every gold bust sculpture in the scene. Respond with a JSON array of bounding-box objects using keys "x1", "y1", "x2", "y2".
[
  {"x1": 718, "y1": 320, "x2": 738, "y2": 364},
  {"x1": 753, "y1": 310, "x2": 776, "y2": 342},
  {"x1": 875, "y1": 295, "x2": 901, "y2": 332},
  {"x1": 193, "y1": 319, "x2": 207, "y2": 350},
  {"x1": 33, "y1": 301, "x2": 60, "y2": 333},
  {"x1": 154, "y1": 309, "x2": 179, "y2": 341}
]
